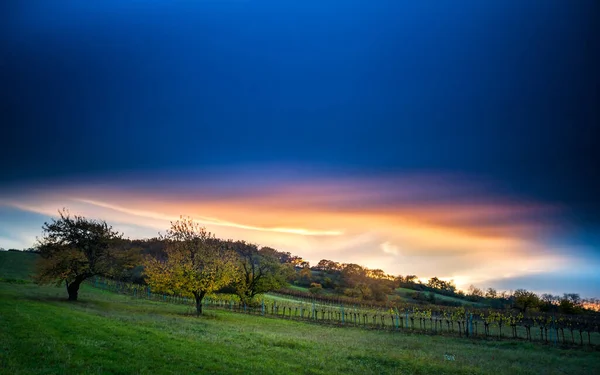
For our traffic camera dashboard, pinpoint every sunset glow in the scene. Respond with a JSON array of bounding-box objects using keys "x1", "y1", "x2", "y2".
[{"x1": 1, "y1": 171, "x2": 588, "y2": 293}]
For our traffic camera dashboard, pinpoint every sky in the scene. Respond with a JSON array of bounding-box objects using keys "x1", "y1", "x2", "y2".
[{"x1": 1, "y1": 1, "x2": 599, "y2": 297}]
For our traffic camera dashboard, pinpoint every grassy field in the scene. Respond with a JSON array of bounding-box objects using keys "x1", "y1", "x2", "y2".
[
  {"x1": 286, "y1": 284, "x2": 339, "y2": 296},
  {"x1": 395, "y1": 287, "x2": 484, "y2": 307},
  {"x1": 1, "y1": 252, "x2": 599, "y2": 375},
  {"x1": 288, "y1": 282, "x2": 484, "y2": 307},
  {"x1": 0, "y1": 251, "x2": 37, "y2": 281}
]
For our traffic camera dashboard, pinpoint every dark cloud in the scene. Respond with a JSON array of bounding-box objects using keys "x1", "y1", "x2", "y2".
[{"x1": 1, "y1": 1, "x2": 599, "y2": 235}]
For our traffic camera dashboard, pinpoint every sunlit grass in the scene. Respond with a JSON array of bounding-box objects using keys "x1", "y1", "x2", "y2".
[
  {"x1": 1, "y1": 281, "x2": 599, "y2": 375},
  {"x1": 1, "y1": 251, "x2": 599, "y2": 374}
]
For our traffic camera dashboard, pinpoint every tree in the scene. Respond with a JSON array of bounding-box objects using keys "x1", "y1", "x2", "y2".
[
  {"x1": 34, "y1": 209, "x2": 136, "y2": 301},
  {"x1": 564, "y1": 293, "x2": 581, "y2": 305},
  {"x1": 340, "y1": 263, "x2": 367, "y2": 288},
  {"x1": 259, "y1": 247, "x2": 303, "y2": 266},
  {"x1": 513, "y1": 289, "x2": 540, "y2": 313},
  {"x1": 309, "y1": 282, "x2": 323, "y2": 295},
  {"x1": 428, "y1": 277, "x2": 456, "y2": 292},
  {"x1": 404, "y1": 275, "x2": 418, "y2": 284},
  {"x1": 298, "y1": 267, "x2": 312, "y2": 285},
  {"x1": 541, "y1": 293, "x2": 557, "y2": 304},
  {"x1": 428, "y1": 277, "x2": 444, "y2": 290},
  {"x1": 558, "y1": 293, "x2": 583, "y2": 314},
  {"x1": 231, "y1": 241, "x2": 289, "y2": 305},
  {"x1": 468, "y1": 285, "x2": 484, "y2": 297},
  {"x1": 370, "y1": 281, "x2": 391, "y2": 301},
  {"x1": 485, "y1": 288, "x2": 498, "y2": 298},
  {"x1": 144, "y1": 217, "x2": 237, "y2": 315},
  {"x1": 369, "y1": 269, "x2": 390, "y2": 280},
  {"x1": 314, "y1": 259, "x2": 341, "y2": 273}
]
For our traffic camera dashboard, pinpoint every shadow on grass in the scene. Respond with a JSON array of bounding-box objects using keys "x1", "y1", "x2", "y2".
[{"x1": 19, "y1": 292, "x2": 116, "y2": 311}]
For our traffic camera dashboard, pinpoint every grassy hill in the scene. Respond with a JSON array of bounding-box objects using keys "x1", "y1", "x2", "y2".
[
  {"x1": 1, "y1": 251, "x2": 599, "y2": 374},
  {"x1": 0, "y1": 250, "x2": 38, "y2": 281},
  {"x1": 394, "y1": 287, "x2": 486, "y2": 307}
]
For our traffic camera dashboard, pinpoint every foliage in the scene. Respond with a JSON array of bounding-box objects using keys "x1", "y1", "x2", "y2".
[
  {"x1": 231, "y1": 241, "x2": 290, "y2": 305},
  {"x1": 427, "y1": 277, "x2": 457, "y2": 293},
  {"x1": 513, "y1": 289, "x2": 541, "y2": 313},
  {"x1": 143, "y1": 217, "x2": 237, "y2": 315},
  {"x1": 309, "y1": 282, "x2": 323, "y2": 295},
  {"x1": 558, "y1": 294, "x2": 584, "y2": 314},
  {"x1": 34, "y1": 209, "x2": 137, "y2": 301}
]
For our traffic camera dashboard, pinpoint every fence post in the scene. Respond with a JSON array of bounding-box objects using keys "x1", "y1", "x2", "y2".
[
  {"x1": 553, "y1": 316, "x2": 557, "y2": 346},
  {"x1": 471, "y1": 314, "x2": 474, "y2": 336}
]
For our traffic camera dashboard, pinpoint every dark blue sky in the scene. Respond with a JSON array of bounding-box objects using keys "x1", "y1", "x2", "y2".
[{"x1": 1, "y1": 1, "x2": 599, "y2": 231}]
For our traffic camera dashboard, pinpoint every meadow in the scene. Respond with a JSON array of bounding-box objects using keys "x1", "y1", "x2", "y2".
[{"x1": 1, "y1": 251, "x2": 599, "y2": 375}]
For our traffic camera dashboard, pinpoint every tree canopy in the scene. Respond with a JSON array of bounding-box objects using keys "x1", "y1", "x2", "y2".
[
  {"x1": 143, "y1": 217, "x2": 238, "y2": 315},
  {"x1": 34, "y1": 209, "x2": 136, "y2": 301},
  {"x1": 230, "y1": 241, "x2": 290, "y2": 305},
  {"x1": 513, "y1": 289, "x2": 541, "y2": 313}
]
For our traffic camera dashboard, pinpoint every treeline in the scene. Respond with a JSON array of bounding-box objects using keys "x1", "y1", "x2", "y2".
[
  {"x1": 0, "y1": 247, "x2": 37, "y2": 252},
  {"x1": 286, "y1": 259, "x2": 598, "y2": 314},
  {"x1": 24, "y1": 209, "x2": 600, "y2": 316},
  {"x1": 120, "y1": 237, "x2": 299, "y2": 285},
  {"x1": 465, "y1": 287, "x2": 598, "y2": 315},
  {"x1": 291, "y1": 259, "x2": 396, "y2": 302},
  {"x1": 291, "y1": 259, "x2": 476, "y2": 305}
]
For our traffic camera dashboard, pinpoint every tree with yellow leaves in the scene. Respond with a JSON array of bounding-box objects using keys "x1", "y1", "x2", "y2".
[{"x1": 144, "y1": 217, "x2": 238, "y2": 315}]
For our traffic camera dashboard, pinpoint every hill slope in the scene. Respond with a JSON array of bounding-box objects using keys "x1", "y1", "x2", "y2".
[
  {"x1": 0, "y1": 250, "x2": 38, "y2": 280},
  {"x1": 1, "y1": 251, "x2": 599, "y2": 374}
]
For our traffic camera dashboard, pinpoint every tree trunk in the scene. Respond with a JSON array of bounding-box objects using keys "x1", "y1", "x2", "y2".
[
  {"x1": 66, "y1": 279, "x2": 83, "y2": 301},
  {"x1": 193, "y1": 291, "x2": 206, "y2": 316}
]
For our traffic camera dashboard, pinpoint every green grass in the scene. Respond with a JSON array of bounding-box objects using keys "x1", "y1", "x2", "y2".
[
  {"x1": 287, "y1": 284, "x2": 311, "y2": 293},
  {"x1": 2, "y1": 283, "x2": 600, "y2": 375},
  {"x1": 1, "y1": 252, "x2": 599, "y2": 374},
  {"x1": 395, "y1": 287, "x2": 485, "y2": 307},
  {"x1": 287, "y1": 284, "x2": 337, "y2": 295},
  {"x1": 286, "y1": 283, "x2": 484, "y2": 308},
  {"x1": 0, "y1": 251, "x2": 38, "y2": 281}
]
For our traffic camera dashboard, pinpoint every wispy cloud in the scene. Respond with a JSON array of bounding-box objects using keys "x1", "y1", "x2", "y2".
[{"x1": 75, "y1": 198, "x2": 343, "y2": 236}]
